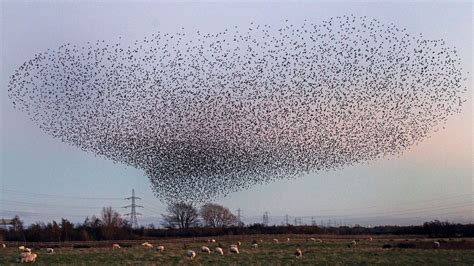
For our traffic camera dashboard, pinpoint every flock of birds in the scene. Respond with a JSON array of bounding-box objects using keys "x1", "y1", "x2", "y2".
[{"x1": 8, "y1": 15, "x2": 467, "y2": 202}]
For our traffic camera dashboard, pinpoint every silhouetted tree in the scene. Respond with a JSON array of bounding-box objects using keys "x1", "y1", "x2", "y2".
[
  {"x1": 10, "y1": 215, "x2": 23, "y2": 232},
  {"x1": 100, "y1": 207, "x2": 123, "y2": 227},
  {"x1": 162, "y1": 202, "x2": 199, "y2": 229},
  {"x1": 100, "y1": 207, "x2": 125, "y2": 239},
  {"x1": 60, "y1": 218, "x2": 74, "y2": 241},
  {"x1": 200, "y1": 203, "x2": 238, "y2": 228}
]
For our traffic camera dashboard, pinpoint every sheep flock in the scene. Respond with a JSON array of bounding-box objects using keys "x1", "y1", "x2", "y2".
[{"x1": 1, "y1": 237, "x2": 464, "y2": 263}]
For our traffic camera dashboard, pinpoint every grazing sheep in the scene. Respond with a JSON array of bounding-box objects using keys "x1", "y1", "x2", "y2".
[
  {"x1": 348, "y1": 240, "x2": 357, "y2": 248},
  {"x1": 214, "y1": 247, "x2": 224, "y2": 255},
  {"x1": 18, "y1": 252, "x2": 29, "y2": 262},
  {"x1": 273, "y1": 238, "x2": 279, "y2": 243},
  {"x1": 46, "y1": 248, "x2": 54, "y2": 254},
  {"x1": 1, "y1": 243, "x2": 6, "y2": 248},
  {"x1": 287, "y1": 238, "x2": 291, "y2": 242},
  {"x1": 369, "y1": 237, "x2": 373, "y2": 241},
  {"x1": 294, "y1": 248, "x2": 303, "y2": 258},
  {"x1": 186, "y1": 250, "x2": 196, "y2": 259},
  {"x1": 18, "y1": 246, "x2": 25, "y2": 251},
  {"x1": 19, "y1": 252, "x2": 37, "y2": 263},
  {"x1": 207, "y1": 239, "x2": 216, "y2": 243},
  {"x1": 252, "y1": 243, "x2": 258, "y2": 248},
  {"x1": 433, "y1": 241, "x2": 440, "y2": 249},
  {"x1": 142, "y1": 242, "x2": 153, "y2": 248},
  {"x1": 201, "y1": 246, "x2": 211, "y2": 254},
  {"x1": 112, "y1": 244, "x2": 121, "y2": 249},
  {"x1": 309, "y1": 237, "x2": 316, "y2": 242},
  {"x1": 156, "y1": 245, "x2": 165, "y2": 252},
  {"x1": 229, "y1": 246, "x2": 239, "y2": 254}
]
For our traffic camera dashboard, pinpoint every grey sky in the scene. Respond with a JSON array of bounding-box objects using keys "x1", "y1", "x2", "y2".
[{"x1": 1, "y1": 1, "x2": 472, "y2": 226}]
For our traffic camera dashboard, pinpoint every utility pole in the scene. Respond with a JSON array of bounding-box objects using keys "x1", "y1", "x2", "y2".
[
  {"x1": 123, "y1": 189, "x2": 143, "y2": 229},
  {"x1": 236, "y1": 208, "x2": 243, "y2": 227},
  {"x1": 263, "y1": 211, "x2": 269, "y2": 226},
  {"x1": 285, "y1": 214, "x2": 289, "y2": 226}
]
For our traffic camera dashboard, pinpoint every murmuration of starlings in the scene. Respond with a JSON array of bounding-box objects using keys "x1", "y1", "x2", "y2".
[{"x1": 8, "y1": 15, "x2": 468, "y2": 202}]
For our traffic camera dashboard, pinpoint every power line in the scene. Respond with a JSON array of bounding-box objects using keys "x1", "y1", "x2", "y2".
[
  {"x1": 263, "y1": 211, "x2": 269, "y2": 226},
  {"x1": 0, "y1": 199, "x2": 119, "y2": 210},
  {"x1": 1, "y1": 188, "x2": 123, "y2": 200},
  {"x1": 122, "y1": 189, "x2": 143, "y2": 228},
  {"x1": 236, "y1": 208, "x2": 242, "y2": 225}
]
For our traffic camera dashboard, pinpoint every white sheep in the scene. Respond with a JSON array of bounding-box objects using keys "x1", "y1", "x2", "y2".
[
  {"x1": 112, "y1": 244, "x2": 121, "y2": 249},
  {"x1": 24, "y1": 253, "x2": 37, "y2": 263},
  {"x1": 252, "y1": 243, "x2": 258, "y2": 248},
  {"x1": 46, "y1": 248, "x2": 54, "y2": 254},
  {"x1": 186, "y1": 250, "x2": 196, "y2": 259},
  {"x1": 287, "y1": 238, "x2": 291, "y2": 242},
  {"x1": 156, "y1": 245, "x2": 165, "y2": 252},
  {"x1": 229, "y1": 246, "x2": 239, "y2": 254},
  {"x1": 18, "y1": 246, "x2": 25, "y2": 251},
  {"x1": 19, "y1": 252, "x2": 37, "y2": 263},
  {"x1": 294, "y1": 248, "x2": 303, "y2": 258},
  {"x1": 18, "y1": 252, "x2": 28, "y2": 262},
  {"x1": 273, "y1": 238, "x2": 279, "y2": 243},
  {"x1": 1, "y1": 243, "x2": 6, "y2": 248},
  {"x1": 309, "y1": 237, "x2": 316, "y2": 242},
  {"x1": 201, "y1": 246, "x2": 211, "y2": 254},
  {"x1": 142, "y1": 242, "x2": 153, "y2": 248},
  {"x1": 214, "y1": 247, "x2": 224, "y2": 255},
  {"x1": 433, "y1": 241, "x2": 440, "y2": 249},
  {"x1": 368, "y1": 237, "x2": 373, "y2": 241},
  {"x1": 348, "y1": 240, "x2": 357, "y2": 248}
]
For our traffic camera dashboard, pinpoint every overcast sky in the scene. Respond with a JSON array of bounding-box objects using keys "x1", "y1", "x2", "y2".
[{"x1": 0, "y1": 0, "x2": 472, "y2": 226}]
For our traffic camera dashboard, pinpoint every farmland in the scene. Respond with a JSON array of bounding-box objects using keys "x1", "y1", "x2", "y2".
[{"x1": 1, "y1": 235, "x2": 473, "y2": 265}]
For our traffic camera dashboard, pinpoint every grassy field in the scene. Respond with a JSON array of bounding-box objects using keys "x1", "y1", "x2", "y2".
[{"x1": 1, "y1": 235, "x2": 473, "y2": 265}]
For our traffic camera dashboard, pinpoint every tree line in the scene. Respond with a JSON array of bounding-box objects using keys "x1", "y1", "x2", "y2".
[{"x1": 1, "y1": 202, "x2": 473, "y2": 242}]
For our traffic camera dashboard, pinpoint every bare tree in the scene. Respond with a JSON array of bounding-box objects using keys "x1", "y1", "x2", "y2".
[
  {"x1": 100, "y1": 207, "x2": 124, "y2": 239},
  {"x1": 10, "y1": 215, "x2": 24, "y2": 232},
  {"x1": 161, "y1": 202, "x2": 199, "y2": 229},
  {"x1": 200, "y1": 203, "x2": 238, "y2": 228},
  {"x1": 100, "y1": 207, "x2": 123, "y2": 227}
]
